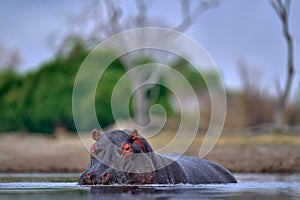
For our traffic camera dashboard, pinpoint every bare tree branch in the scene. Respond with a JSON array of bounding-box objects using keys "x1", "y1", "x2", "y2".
[
  {"x1": 270, "y1": 0, "x2": 282, "y2": 18},
  {"x1": 270, "y1": 0, "x2": 295, "y2": 131},
  {"x1": 103, "y1": 0, "x2": 123, "y2": 34},
  {"x1": 135, "y1": 0, "x2": 147, "y2": 27},
  {"x1": 175, "y1": 0, "x2": 219, "y2": 32},
  {"x1": 59, "y1": 0, "x2": 220, "y2": 127},
  {"x1": 274, "y1": 77, "x2": 283, "y2": 96},
  {"x1": 285, "y1": 0, "x2": 291, "y2": 14}
]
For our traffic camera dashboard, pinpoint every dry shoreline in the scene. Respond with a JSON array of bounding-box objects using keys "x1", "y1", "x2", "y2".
[{"x1": 0, "y1": 132, "x2": 299, "y2": 173}]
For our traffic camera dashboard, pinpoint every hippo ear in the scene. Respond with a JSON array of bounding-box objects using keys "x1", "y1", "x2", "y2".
[
  {"x1": 127, "y1": 129, "x2": 153, "y2": 153},
  {"x1": 123, "y1": 129, "x2": 138, "y2": 140},
  {"x1": 91, "y1": 129, "x2": 100, "y2": 141},
  {"x1": 130, "y1": 129, "x2": 139, "y2": 141}
]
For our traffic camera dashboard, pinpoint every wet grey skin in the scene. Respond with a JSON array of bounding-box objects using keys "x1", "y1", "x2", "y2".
[{"x1": 79, "y1": 129, "x2": 237, "y2": 185}]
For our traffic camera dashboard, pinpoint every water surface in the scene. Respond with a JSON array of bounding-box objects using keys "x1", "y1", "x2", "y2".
[{"x1": 0, "y1": 173, "x2": 299, "y2": 199}]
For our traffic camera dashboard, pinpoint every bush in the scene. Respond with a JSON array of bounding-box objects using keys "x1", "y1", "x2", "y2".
[
  {"x1": 0, "y1": 44, "x2": 221, "y2": 134},
  {"x1": 0, "y1": 46, "x2": 123, "y2": 133},
  {"x1": 0, "y1": 46, "x2": 174, "y2": 134}
]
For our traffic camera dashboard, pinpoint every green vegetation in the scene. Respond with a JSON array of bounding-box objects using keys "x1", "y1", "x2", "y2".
[
  {"x1": 0, "y1": 42, "x2": 129, "y2": 133},
  {"x1": 171, "y1": 58, "x2": 220, "y2": 92},
  {"x1": 2, "y1": 43, "x2": 210, "y2": 134}
]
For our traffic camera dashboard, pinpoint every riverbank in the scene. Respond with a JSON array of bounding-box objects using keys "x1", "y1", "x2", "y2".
[{"x1": 0, "y1": 132, "x2": 299, "y2": 173}]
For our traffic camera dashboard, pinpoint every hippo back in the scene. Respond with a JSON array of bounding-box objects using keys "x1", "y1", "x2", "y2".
[{"x1": 166, "y1": 153, "x2": 237, "y2": 184}]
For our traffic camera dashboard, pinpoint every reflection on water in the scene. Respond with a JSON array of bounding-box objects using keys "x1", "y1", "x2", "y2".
[{"x1": 0, "y1": 173, "x2": 299, "y2": 200}]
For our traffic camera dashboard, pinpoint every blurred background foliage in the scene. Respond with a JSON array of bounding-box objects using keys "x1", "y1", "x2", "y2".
[
  {"x1": 0, "y1": 37, "x2": 299, "y2": 135},
  {"x1": 0, "y1": 41, "x2": 87, "y2": 133},
  {"x1": 0, "y1": 39, "x2": 215, "y2": 134},
  {"x1": 0, "y1": 1, "x2": 299, "y2": 135}
]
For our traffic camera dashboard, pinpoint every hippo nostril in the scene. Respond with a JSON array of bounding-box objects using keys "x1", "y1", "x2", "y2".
[
  {"x1": 103, "y1": 173, "x2": 110, "y2": 179},
  {"x1": 100, "y1": 173, "x2": 111, "y2": 185}
]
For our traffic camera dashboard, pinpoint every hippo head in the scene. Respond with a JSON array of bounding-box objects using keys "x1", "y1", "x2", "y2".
[{"x1": 79, "y1": 129, "x2": 155, "y2": 185}]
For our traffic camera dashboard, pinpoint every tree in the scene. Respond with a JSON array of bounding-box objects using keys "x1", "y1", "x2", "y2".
[
  {"x1": 270, "y1": 0, "x2": 295, "y2": 132},
  {"x1": 61, "y1": 0, "x2": 219, "y2": 127},
  {"x1": 0, "y1": 44, "x2": 124, "y2": 133}
]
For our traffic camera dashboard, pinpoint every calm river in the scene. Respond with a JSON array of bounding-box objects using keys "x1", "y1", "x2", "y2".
[{"x1": 0, "y1": 173, "x2": 299, "y2": 199}]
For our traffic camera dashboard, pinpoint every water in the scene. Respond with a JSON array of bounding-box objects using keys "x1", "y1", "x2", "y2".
[{"x1": 0, "y1": 173, "x2": 299, "y2": 199}]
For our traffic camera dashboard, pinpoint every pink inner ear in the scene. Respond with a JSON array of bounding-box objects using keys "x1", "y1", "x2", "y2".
[
  {"x1": 92, "y1": 129, "x2": 100, "y2": 141},
  {"x1": 104, "y1": 173, "x2": 110, "y2": 178},
  {"x1": 91, "y1": 144, "x2": 97, "y2": 157}
]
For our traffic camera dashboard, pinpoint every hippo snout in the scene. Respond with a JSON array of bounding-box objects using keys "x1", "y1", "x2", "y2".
[
  {"x1": 79, "y1": 164, "x2": 128, "y2": 185},
  {"x1": 93, "y1": 172, "x2": 111, "y2": 185},
  {"x1": 79, "y1": 170, "x2": 112, "y2": 185},
  {"x1": 79, "y1": 170, "x2": 94, "y2": 185}
]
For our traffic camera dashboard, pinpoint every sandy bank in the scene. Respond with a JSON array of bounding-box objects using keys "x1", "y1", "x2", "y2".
[{"x1": 0, "y1": 132, "x2": 299, "y2": 173}]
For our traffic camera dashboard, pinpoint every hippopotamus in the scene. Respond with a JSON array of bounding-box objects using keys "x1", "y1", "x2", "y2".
[{"x1": 79, "y1": 129, "x2": 237, "y2": 185}]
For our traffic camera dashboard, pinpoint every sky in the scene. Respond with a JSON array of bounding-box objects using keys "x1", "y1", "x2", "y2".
[{"x1": 0, "y1": 0, "x2": 299, "y2": 96}]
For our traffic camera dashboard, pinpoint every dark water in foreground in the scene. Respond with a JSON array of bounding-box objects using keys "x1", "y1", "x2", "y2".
[{"x1": 0, "y1": 173, "x2": 299, "y2": 199}]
